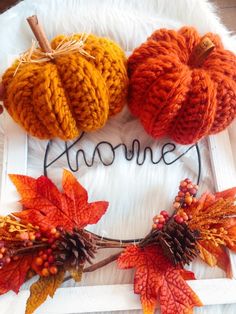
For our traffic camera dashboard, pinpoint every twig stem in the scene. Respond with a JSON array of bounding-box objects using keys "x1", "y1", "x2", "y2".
[
  {"x1": 27, "y1": 15, "x2": 52, "y2": 53},
  {"x1": 12, "y1": 243, "x2": 48, "y2": 256},
  {"x1": 63, "y1": 252, "x2": 121, "y2": 283},
  {"x1": 84, "y1": 252, "x2": 121, "y2": 272}
]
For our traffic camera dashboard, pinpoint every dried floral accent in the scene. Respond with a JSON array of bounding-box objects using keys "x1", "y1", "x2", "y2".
[
  {"x1": 178, "y1": 187, "x2": 236, "y2": 275},
  {"x1": 0, "y1": 215, "x2": 39, "y2": 249},
  {"x1": 0, "y1": 215, "x2": 37, "y2": 233},
  {"x1": 166, "y1": 181, "x2": 236, "y2": 274},
  {"x1": 186, "y1": 192, "x2": 236, "y2": 239},
  {"x1": 0, "y1": 217, "x2": 47, "y2": 273}
]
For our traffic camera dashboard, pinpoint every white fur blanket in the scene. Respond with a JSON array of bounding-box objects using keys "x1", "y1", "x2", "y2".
[{"x1": 0, "y1": 0, "x2": 236, "y2": 313}]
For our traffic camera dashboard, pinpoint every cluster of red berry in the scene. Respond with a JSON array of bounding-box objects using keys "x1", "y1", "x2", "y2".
[
  {"x1": 173, "y1": 211, "x2": 190, "y2": 224},
  {"x1": 18, "y1": 229, "x2": 41, "y2": 247},
  {"x1": 152, "y1": 210, "x2": 169, "y2": 230},
  {"x1": 152, "y1": 178, "x2": 198, "y2": 230},
  {"x1": 32, "y1": 227, "x2": 60, "y2": 277},
  {"x1": 173, "y1": 178, "x2": 198, "y2": 210},
  {"x1": 0, "y1": 241, "x2": 11, "y2": 269},
  {"x1": 173, "y1": 178, "x2": 198, "y2": 224}
]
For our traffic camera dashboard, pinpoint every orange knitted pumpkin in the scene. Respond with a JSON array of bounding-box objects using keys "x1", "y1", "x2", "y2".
[
  {"x1": 128, "y1": 27, "x2": 236, "y2": 144},
  {"x1": 2, "y1": 34, "x2": 128, "y2": 140}
]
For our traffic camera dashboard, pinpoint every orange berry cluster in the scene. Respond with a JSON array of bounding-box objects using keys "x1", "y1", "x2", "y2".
[
  {"x1": 173, "y1": 178, "x2": 198, "y2": 210},
  {"x1": 18, "y1": 230, "x2": 41, "y2": 248},
  {"x1": 152, "y1": 210, "x2": 169, "y2": 230},
  {"x1": 0, "y1": 241, "x2": 11, "y2": 269},
  {"x1": 33, "y1": 227, "x2": 61, "y2": 277},
  {"x1": 34, "y1": 248, "x2": 58, "y2": 276},
  {"x1": 174, "y1": 211, "x2": 190, "y2": 224},
  {"x1": 152, "y1": 178, "x2": 198, "y2": 229}
]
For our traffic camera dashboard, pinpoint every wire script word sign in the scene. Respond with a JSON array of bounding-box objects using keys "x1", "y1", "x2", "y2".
[{"x1": 43, "y1": 132, "x2": 201, "y2": 184}]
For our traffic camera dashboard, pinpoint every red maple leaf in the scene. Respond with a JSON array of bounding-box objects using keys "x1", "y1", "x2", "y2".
[
  {"x1": 118, "y1": 245, "x2": 202, "y2": 314},
  {"x1": 10, "y1": 170, "x2": 108, "y2": 231},
  {"x1": 0, "y1": 255, "x2": 32, "y2": 294}
]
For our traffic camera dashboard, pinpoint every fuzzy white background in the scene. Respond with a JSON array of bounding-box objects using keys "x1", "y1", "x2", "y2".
[{"x1": 0, "y1": 0, "x2": 236, "y2": 313}]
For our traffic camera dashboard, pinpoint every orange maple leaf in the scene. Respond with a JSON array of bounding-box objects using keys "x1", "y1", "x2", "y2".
[
  {"x1": 0, "y1": 255, "x2": 32, "y2": 294},
  {"x1": 215, "y1": 188, "x2": 236, "y2": 200},
  {"x1": 118, "y1": 245, "x2": 202, "y2": 314},
  {"x1": 10, "y1": 170, "x2": 109, "y2": 231}
]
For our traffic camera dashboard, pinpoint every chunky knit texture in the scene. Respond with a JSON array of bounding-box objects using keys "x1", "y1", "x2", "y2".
[
  {"x1": 2, "y1": 34, "x2": 128, "y2": 140},
  {"x1": 128, "y1": 27, "x2": 236, "y2": 144}
]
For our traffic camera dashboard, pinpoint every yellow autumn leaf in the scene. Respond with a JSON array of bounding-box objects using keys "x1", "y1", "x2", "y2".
[
  {"x1": 68, "y1": 266, "x2": 83, "y2": 282},
  {"x1": 197, "y1": 241, "x2": 231, "y2": 277},
  {"x1": 197, "y1": 243, "x2": 217, "y2": 267},
  {"x1": 25, "y1": 269, "x2": 65, "y2": 314}
]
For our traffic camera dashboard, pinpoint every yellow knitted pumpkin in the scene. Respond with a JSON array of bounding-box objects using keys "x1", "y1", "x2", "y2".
[{"x1": 2, "y1": 34, "x2": 128, "y2": 139}]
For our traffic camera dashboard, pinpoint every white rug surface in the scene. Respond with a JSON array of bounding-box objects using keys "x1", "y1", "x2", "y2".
[{"x1": 0, "y1": 0, "x2": 236, "y2": 313}]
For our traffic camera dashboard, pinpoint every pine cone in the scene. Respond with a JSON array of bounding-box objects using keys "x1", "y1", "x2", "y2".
[
  {"x1": 158, "y1": 219, "x2": 199, "y2": 266},
  {"x1": 54, "y1": 228, "x2": 96, "y2": 269}
]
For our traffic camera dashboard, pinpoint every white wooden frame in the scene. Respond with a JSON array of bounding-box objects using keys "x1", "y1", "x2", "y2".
[{"x1": 0, "y1": 112, "x2": 236, "y2": 313}]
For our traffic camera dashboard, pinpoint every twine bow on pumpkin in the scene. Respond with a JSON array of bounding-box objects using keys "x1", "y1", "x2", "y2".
[
  {"x1": 13, "y1": 34, "x2": 95, "y2": 77},
  {"x1": 17, "y1": 33, "x2": 94, "y2": 63}
]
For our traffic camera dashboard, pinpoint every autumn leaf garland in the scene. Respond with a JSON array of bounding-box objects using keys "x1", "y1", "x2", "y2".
[
  {"x1": 0, "y1": 171, "x2": 236, "y2": 314},
  {"x1": 0, "y1": 170, "x2": 108, "y2": 314}
]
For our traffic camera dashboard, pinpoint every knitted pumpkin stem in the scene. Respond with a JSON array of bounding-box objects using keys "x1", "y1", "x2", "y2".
[
  {"x1": 189, "y1": 37, "x2": 215, "y2": 67},
  {"x1": 27, "y1": 15, "x2": 52, "y2": 53}
]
